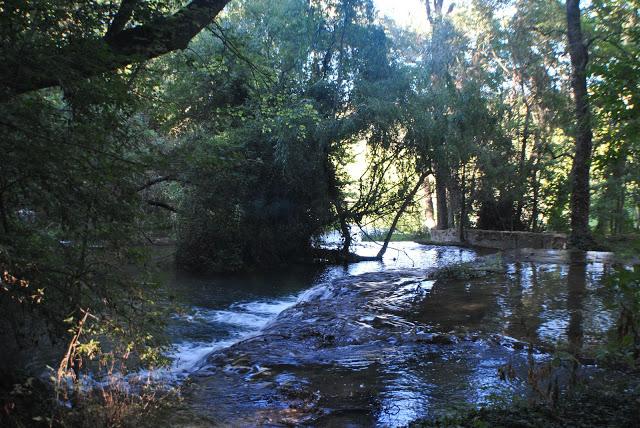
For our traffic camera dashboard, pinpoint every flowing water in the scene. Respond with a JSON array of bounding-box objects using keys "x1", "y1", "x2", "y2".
[
  {"x1": 159, "y1": 244, "x2": 618, "y2": 427},
  {"x1": 162, "y1": 243, "x2": 479, "y2": 379}
]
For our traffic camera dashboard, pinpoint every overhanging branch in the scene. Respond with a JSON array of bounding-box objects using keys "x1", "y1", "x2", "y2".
[
  {"x1": 146, "y1": 200, "x2": 178, "y2": 213},
  {"x1": 1, "y1": 0, "x2": 232, "y2": 101}
]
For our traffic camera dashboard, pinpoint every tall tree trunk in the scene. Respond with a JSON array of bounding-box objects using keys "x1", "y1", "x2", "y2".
[
  {"x1": 377, "y1": 173, "x2": 427, "y2": 259},
  {"x1": 435, "y1": 163, "x2": 449, "y2": 230},
  {"x1": 615, "y1": 193, "x2": 624, "y2": 234},
  {"x1": 447, "y1": 179, "x2": 458, "y2": 229},
  {"x1": 566, "y1": 0, "x2": 594, "y2": 249},
  {"x1": 458, "y1": 163, "x2": 466, "y2": 242},
  {"x1": 530, "y1": 169, "x2": 541, "y2": 232}
]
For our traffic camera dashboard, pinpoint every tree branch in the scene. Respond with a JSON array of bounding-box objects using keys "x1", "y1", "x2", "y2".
[
  {"x1": 105, "y1": 0, "x2": 139, "y2": 40},
  {"x1": 1, "y1": 0, "x2": 232, "y2": 101},
  {"x1": 137, "y1": 175, "x2": 178, "y2": 191},
  {"x1": 146, "y1": 200, "x2": 178, "y2": 213}
]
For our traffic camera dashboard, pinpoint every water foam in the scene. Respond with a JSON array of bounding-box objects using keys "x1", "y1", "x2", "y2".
[{"x1": 166, "y1": 293, "x2": 304, "y2": 379}]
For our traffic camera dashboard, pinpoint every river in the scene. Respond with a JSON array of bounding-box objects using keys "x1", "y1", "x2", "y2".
[
  {"x1": 162, "y1": 243, "x2": 478, "y2": 378},
  {"x1": 157, "y1": 243, "x2": 616, "y2": 426}
]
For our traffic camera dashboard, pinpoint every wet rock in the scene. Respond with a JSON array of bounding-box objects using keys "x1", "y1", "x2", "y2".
[
  {"x1": 246, "y1": 365, "x2": 273, "y2": 380},
  {"x1": 413, "y1": 332, "x2": 457, "y2": 345},
  {"x1": 371, "y1": 315, "x2": 414, "y2": 330},
  {"x1": 231, "y1": 355, "x2": 251, "y2": 367}
]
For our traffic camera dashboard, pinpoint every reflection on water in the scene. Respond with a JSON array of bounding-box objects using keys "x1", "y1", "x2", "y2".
[
  {"x1": 567, "y1": 251, "x2": 586, "y2": 353},
  {"x1": 163, "y1": 246, "x2": 618, "y2": 427},
  {"x1": 410, "y1": 256, "x2": 614, "y2": 351}
]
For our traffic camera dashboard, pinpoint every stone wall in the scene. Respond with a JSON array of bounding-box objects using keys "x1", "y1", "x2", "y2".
[{"x1": 429, "y1": 228, "x2": 567, "y2": 250}]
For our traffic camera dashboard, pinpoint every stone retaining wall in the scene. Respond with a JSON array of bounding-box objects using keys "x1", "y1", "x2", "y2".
[{"x1": 429, "y1": 228, "x2": 567, "y2": 250}]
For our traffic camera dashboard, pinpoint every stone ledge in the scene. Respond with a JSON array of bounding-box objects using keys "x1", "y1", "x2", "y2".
[{"x1": 428, "y1": 228, "x2": 567, "y2": 250}]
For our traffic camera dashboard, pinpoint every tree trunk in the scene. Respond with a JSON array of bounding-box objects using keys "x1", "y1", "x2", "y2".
[
  {"x1": 447, "y1": 180, "x2": 458, "y2": 229},
  {"x1": 435, "y1": 163, "x2": 449, "y2": 229},
  {"x1": 337, "y1": 204, "x2": 352, "y2": 259},
  {"x1": 529, "y1": 132, "x2": 543, "y2": 232},
  {"x1": 566, "y1": 0, "x2": 594, "y2": 249},
  {"x1": 377, "y1": 173, "x2": 427, "y2": 259},
  {"x1": 530, "y1": 169, "x2": 541, "y2": 232},
  {"x1": 516, "y1": 103, "x2": 531, "y2": 223},
  {"x1": 458, "y1": 163, "x2": 466, "y2": 242},
  {"x1": 435, "y1": 178, "x2": 449, "y2": 230},
  {"x1": 326, "y1": 159, "x2": 351, "y2": 259}
]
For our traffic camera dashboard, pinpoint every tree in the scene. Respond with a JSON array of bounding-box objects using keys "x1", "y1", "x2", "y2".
[
  {"x1": 566, "y1": 0, "x2": 595, "y2": 248},
  {"x1": 590, "y1": 0, "x2": 640, "y2": 235},
  {"x1": 422, "y1": 0, "x2": 457, "y2": 230}
]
